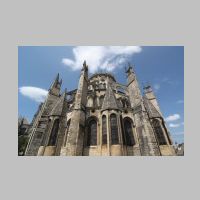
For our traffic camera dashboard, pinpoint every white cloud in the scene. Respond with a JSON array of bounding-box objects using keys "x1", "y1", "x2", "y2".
[
  {"x1": 19, "y1": 86, "x2": 48, "y2": 103},
  {"x1": 62, "y1": 46, "x2": 142, "y2": 73},
  {"x1": 165, "y1": 114, "x2": 180, "y2": 122},
  {"x1": 153, "y1": 84, "x2": 160, "y2": 91},
  {"x1": 169, "y1": 123, "x2": 181, "y2": 128}
]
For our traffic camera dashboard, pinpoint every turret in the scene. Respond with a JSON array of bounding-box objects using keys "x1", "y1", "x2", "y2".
[
  {"x1": 126, "y1": 63, "x2": 136, "y2": 83},
  {"x1": 143, "y1": 85, "x2": 162, "y2": 115}
]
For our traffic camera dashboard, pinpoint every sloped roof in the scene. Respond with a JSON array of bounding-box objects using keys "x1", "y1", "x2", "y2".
[
  {"x1": 89, "y1": 73, "x2": 116, "y2": 82},
  {"x1": 102, "y1": 84, "x2": 118, "y2": 110}
]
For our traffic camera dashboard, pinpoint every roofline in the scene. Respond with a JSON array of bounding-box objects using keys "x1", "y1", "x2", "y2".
[{"x1": 89, "y1": 73, "x2": 116, "y2": 82}]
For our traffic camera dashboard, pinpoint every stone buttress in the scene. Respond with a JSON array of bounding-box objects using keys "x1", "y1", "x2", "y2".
[{"x1": 61, "y1": 61, "x2": 88, "y2": 156}]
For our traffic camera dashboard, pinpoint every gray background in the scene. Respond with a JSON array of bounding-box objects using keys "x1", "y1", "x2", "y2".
[{"x1": 0, "y1": 0, "x2": 198, "y2": 199}]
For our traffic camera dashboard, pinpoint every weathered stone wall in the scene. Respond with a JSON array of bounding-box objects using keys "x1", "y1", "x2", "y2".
[{"x1": 25, "y1": 68, "x2": 176, "y2": 156}]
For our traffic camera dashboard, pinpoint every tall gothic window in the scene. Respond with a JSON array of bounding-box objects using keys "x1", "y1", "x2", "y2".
[
  {"x1": 152, "y1": 119, "x2": 167, "y2": 145},
  {"x1": 94, "y1": 97, "x2": 98, "y2": 108},
  {"x1": 102, "y1": 115, "x2": 107, "y2": 144},
  {"x1": 87, "y1": 119, "x2": 97, "y2": 146},
  {"x1": 120, "y1": 115, "x2": 126, "y2": 145},
  {"x1": 99, "y1": 96, "x2": 104, "y2": 108},
  {"x1": 48, "y1": 119, "x2": 59, "y2": 146},
  {"x1": 110, "y1": 114, "x2": 119, "y2": 144},
  {"x1": 124, "y1": 118, "x2": 135, "y2": 146}
]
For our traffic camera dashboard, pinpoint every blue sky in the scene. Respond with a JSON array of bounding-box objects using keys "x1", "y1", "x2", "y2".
[{"x1": 18, "y1": 46, "x2": 184, "y2": 144}]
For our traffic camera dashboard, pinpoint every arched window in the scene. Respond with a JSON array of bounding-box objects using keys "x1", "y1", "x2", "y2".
[
  {"x1": 125, "y1": 99, "x2": 130, "y2": 108},
  {"x1": 121, "y1": 99, "x2": 126, "y2": 108},
  {"x1": 87, "y1": 119, "x2": 97, "y2": 146},
  {"x1": 124, "y1": 118, "x2": 135, "y2": 146},
  {"x1": 48, "y1": 119, "x2": 59, "y2": 146},
  {"x1": 102, "y1": 115, "x2": 107, "y2": 144},
  {"x1": 152, "y1": 119, "x2": 167, "y2": 145},
  {"x1": 94, "y1": 96, "x2": 98, "y2": 108},
  {"x1": 110, "y1": 114, "x2": 119, "y2": 144},
  {"x1": 99, "y1": 96, "x2": 104, "y2": 108}
]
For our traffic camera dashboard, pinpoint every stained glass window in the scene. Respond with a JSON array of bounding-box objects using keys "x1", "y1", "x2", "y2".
[
  {"x1": 87, "y1": 119, "x2": 97, "y2": 146},
  {"x1": 102, "y1": 115, "x2": 107, "y2": 144},
  {"x1": 124, "y1": 118, "x2": 135, "y2": 146},
  {"x1": 110, "y1": 114, "x2": 119, "y2": 144},
  {"x1": 99, "y1": 96, "x2": 104, "y2": 108}
]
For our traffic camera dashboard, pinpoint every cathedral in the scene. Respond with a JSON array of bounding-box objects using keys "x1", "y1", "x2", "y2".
[{"x1": 25, "y1": 61, "x2": 175, "y2": 156}]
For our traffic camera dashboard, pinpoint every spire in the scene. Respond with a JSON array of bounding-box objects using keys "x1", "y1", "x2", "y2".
[
  {"x1": 51, "y1": 73, "x2": 61, "y2": 87},
  {"x1": 143, "y1": 84, "x2": 162, "y2": 116},
  {"x1": 102, "y1": 82, "x2": 118, "y2": 110},
  {"x1": 56, "y1": 73, "x2": 59, "y2": 82},
  {"x1": 82, "y1": 60, "x2": 88, "y2": 72},
  {"x1": 49, "y1": 73, "x2": 62, "y2": 96}
]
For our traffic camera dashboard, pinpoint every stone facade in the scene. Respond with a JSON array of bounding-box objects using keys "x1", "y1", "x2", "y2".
[
  {"x1": 18, "y1": 117, "x2": 30, "y2": 155},
  {"x1": 25, "y1": 61, "x2": 175, "y2": 156}
]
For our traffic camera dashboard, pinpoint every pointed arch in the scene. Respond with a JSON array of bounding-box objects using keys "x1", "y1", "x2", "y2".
[
  {"x1": 110, "y1": 114, "x2": 119, "y2": 144},
  {"x1": 94, "y1": 96, "x2": 99, "y2": 108},
  {"x1": 99, "y1": 96, "x2": 104, "y2": 108},
  {"x1": 102, "y1": 115, "x2": 107, "y2": 144},
  {"x1": 48, "y1": 118, "x2": 59, "y2": 146},
  {"x1": 87, "y1": 118, "x2": 97, "y2": 146},
  {"x1": 123, "y1": 117, "x2": 135, "y2": 146}
]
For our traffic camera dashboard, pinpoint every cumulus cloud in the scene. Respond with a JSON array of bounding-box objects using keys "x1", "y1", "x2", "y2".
[
  {"x1": 62, "y1": 46, "x2": 142, "y2": 73},
  {"x1": 19, "y1": 86, "x2": 48, "y2": 102},
  {"x1": 169, "y1": 123, "x2": 181, "y2": 128},
  {"x1": 165, "y1": 114, "x2": 180, "y2": 122}
]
